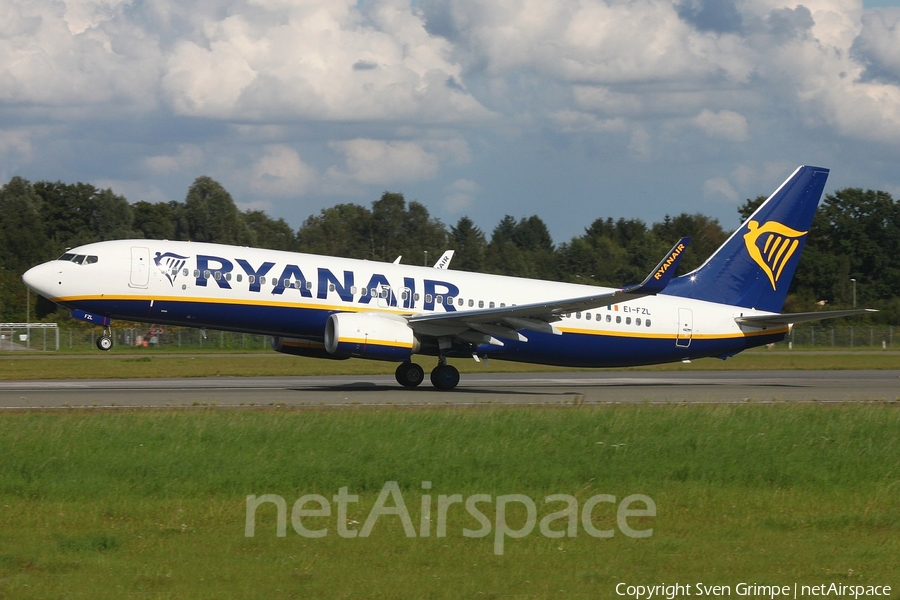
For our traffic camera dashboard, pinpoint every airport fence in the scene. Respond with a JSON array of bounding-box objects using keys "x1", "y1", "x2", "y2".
[
  {"x1": 0, "y1": 324, "x2": 895, "y2": 352},
  {"x1": 1, "y1": 324, "x2": 273, "y2": 352},
  {"x1": 786, "y1": 325, "x2": 894, "y2": 349}
]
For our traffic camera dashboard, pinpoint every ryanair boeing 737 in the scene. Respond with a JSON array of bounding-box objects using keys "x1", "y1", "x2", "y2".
[{"x1": 22, "y1": 166, "x2": 873, "y2": 390}]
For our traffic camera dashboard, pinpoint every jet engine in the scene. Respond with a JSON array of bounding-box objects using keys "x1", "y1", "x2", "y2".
[{"x1": 324, "y1": 312, "x2": 419, "y2": 361}]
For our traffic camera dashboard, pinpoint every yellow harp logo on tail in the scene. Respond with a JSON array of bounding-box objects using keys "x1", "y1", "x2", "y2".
[{"x1": 743, "y1": 220, "x2": 807, "y2": 290}]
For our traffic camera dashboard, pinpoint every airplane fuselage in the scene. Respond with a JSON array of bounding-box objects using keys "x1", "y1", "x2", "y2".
[{"x1": 26, "y1": 239, "x2": 786, "y2": 368}]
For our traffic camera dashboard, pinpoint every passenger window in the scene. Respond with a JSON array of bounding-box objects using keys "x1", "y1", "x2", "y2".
[
  {"x1": 203, "y1": 270, "x2": 211, "y2": 279},
  {"x1": 225, "y1": 273, "x2": 231, "y2": 281},
  {"x1": 468, "y1": 299, "x2": 474, "y2": 307},
  {"x1": 447, "y1": 296, "x2": 454, "y2": 304},
  {"x1": 183, "y1": 268, "x2": 189, "y2": 276},
  {"x1": 401, "y1": 290, "x2": 409, "y2": 300},
  {"x1": 478, "y1": 300, "x2": 484, "y2": 308},
  {"x1": 415, "y1": 293, "x2": 420, "y2": 301},
  {"x1": 576, "y1": 312, "x2": 582, "y2": 319},
  {"x1": 489, "y1": 301, "x2": 495, "y2": 308},
  {"x1": 586, "y1": 313, "x2": 591, "y2": 321},
  {"x1": 248, "y1": 275, "x2": 256, "y2": 284},
  {"x1": 329, "y1": 284, "x2": 335, "y2": 292},
  {"x1": 436, "y1": 295, "x2": 443, "y2": 304},
  {"x1": 458, "y1": 298, "x2": 464, "y2": 306},
  {"x1": 426, "y1": 294, "x2": 433, "y2": 303},
  {"x1": 259, "y1": 276, "x2": 266, "y2": 285},
  {"x1": 500, "y1": 303, "x2": 506, "y2": 307},
  {"x1": 306, "y1": 281, "x2": 313, "y2": 290},
  {"x1": 606, "y1": 315, "x2": 611, "y2": 323},
  {"x1": 351, "y1": 286, "x2": 357, "y2": 295},
  {"x1": 626, "y1": 317, "x2": 631, "y2": 325},
  {"x1": 284, "y1": 279, "x2": 290, "y2": 287},
  {"x1": 616, "y1": 316, "x2": 621, "y2": 324},
  {"x1": 371, "y1": 288, "x2": 377, "y2": 297},
  {"x1": 646, "y1": 319, "x2": 651, "y2": 327},
  {"x1": 215, "y1": 271, "x2": 222, "y2": 280},
  {"x1": 636, "y1": 318, "x2": 641, "y2": 326}
]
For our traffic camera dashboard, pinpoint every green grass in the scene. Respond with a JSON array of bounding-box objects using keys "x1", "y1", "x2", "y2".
[
  {"x1": 0, "y1": 406, "x2": 898, "y2": 598},
  {"x1": 1, "y1": 349, "x2": 898, "y2": 380}
]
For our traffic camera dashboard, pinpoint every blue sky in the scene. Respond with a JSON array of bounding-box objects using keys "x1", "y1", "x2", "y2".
[{"x1": 2, "y1": 0, "x2": 900, "y2": 244}]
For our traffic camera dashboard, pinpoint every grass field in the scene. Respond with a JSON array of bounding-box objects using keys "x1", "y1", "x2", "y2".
[
  {"x1": 1, "y1": 348, "x2": 899, "y2": 380},
  {"x1": 0, "y1": 406, "x2": 898, "y2": 598}
]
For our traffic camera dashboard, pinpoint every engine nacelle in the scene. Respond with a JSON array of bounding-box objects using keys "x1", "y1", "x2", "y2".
[
  {"x1": 271, "y1": 337, "x2": 350, "y2": 360},
  {"x1": 324, "y1": 312, "x2": 419, "y2": 361}
]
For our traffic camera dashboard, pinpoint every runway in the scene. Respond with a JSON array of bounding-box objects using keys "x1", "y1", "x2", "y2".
[{"x1": 1, "y1": 370, "x2": 898, "y2": 409}]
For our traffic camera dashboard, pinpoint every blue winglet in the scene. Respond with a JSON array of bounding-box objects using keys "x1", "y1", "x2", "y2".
[{"x1": 619, "y1": 237, "x2": 691, "y2": 296}]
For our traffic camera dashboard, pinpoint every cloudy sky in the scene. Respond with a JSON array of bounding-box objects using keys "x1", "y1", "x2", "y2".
[{"x1": 2, "y1": 0, "x2": 899, "y2": 243}]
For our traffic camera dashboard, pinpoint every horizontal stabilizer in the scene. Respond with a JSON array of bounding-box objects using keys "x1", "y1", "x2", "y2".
[{"x1": 735, "y1": 308, "x2": 877, "y2": 328}]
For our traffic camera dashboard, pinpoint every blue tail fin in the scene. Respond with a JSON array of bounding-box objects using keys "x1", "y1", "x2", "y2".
[{"x1": 664, "y1": 165, "x2": 829, "y2": 312}]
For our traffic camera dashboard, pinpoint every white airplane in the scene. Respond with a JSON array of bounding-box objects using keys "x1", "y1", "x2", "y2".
[{"x1": 22, "y1": 166, "x2": 872, "y2": 390}]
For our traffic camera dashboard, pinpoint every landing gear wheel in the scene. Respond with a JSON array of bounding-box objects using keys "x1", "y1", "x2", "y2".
[
  {"x1": 430, "y1": 364, "x2": 460, "y2": 391},
  {"x1": 395, "y1": 362, "x2": 425, "y2": 388},
  {"x1": 96, "y1": 335, "x2": 113, "y2": 351}
]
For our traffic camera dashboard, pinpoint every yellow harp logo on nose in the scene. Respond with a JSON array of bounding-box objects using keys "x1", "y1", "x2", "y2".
[{"x1": 743, "y1": 220, "x2": 807, "y2": 290}]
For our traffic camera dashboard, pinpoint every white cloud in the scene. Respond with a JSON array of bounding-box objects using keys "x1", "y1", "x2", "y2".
[
  {"x1": 703, "y1": 177, "x2": 739, "y2": 202},
  {"x1": 693, "y1": 109, "x2": 749, "y2": 141},
  {"x1": 159, "y1": 0, "x2": 492, "y2": 122},
  {"x1": 442, "y1": 178, "x2": 481, "y2": 213},
  {"x1": 0, "y1": 129, "x2": 33, "y2": 162},
  {"x1": 249, "y1": 144, "x2": 316, "y2": 196},
  {"x1": 144, "y1": 145, "x2": 205, "y2": 175},
  {"x1": 93, "y1": 179, "x2": 170, "y2": 204},
  {"x1": 0, "y1": 0, "x2": 160, "y2": 108},
  {"x1": 328, "y1": 139, "x2": 440, "y2": 185},
  {"x1": 550, "y1": 110, "x2": 628, "y2": 133}
]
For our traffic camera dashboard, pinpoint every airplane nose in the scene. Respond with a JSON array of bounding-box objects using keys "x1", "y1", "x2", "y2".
[{"x1": 22, "y1": 262, "x2": 53, "y2": 297}]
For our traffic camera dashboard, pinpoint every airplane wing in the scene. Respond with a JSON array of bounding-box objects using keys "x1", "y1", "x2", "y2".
[
  {"x1": 735, "y1": 309, "x2": 877, "y2": 328},
  {"x1": 408, "y1": 238, "x2": 690, "y2": 342}
]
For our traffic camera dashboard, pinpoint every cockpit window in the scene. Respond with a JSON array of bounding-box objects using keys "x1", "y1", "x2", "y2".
[{"x1": 56, "y1": 253, "x2": 99, "y2": 265}]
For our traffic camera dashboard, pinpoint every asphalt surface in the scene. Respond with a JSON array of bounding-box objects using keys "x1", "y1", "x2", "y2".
[{"x1": 0, "y1": 370, "x2": 898, "y2": 409}]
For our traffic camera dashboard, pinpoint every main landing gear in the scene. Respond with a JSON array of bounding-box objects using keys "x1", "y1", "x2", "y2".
[
  {"x1": 96, "y1": 327, "x2": 113, "y2": 351},
  {"x1": 394, "y1": 359, "x2": 460, "y2": 391}
]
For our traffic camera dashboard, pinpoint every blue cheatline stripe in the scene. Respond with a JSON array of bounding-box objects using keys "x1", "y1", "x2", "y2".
[{"x1": 58, "y1": 297, "x2": 786, "y2": 367}]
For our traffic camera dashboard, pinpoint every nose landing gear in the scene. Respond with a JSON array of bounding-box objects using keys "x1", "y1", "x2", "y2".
[{"x1": 96, "y1": 327, "x2": 113, "y2": 351}]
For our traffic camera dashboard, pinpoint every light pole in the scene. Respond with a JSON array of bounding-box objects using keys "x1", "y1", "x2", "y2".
[{"x1": 851, "y1": 278, "x2": 856, "y2": 309}]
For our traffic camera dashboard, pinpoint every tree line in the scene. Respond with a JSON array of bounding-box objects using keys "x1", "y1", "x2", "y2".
[{"x1": 1, "y1": 175, "x2": 898, "y2": 323}]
